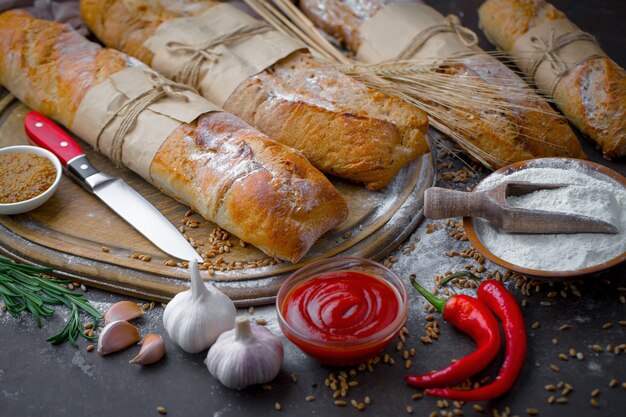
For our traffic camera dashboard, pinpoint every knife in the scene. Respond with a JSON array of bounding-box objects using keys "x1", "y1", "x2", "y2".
[{"x1": 24, "y1": 111, "x2": 203, "y2": 262}]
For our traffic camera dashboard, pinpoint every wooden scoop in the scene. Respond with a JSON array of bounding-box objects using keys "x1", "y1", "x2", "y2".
[{"x1": 424, "y1": 181, "x2": 618, "y2": 234}]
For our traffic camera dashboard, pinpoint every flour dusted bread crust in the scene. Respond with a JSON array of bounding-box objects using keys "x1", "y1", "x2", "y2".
[
  {"x1": 0, "y1": 10, "x2": 348, "y2": 263},
  {"x1": 478, "y1": 0, "x2": 626, "y2": 159},
  {"x1": 300, "y1": 0, "x2": 586, "y2": 167},
  {"x1": 80, "y1": 0, "x2": 429, "y2": 190}
]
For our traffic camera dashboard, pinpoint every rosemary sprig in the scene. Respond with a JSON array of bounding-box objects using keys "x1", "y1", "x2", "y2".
[{"x1": 0, "y1": 255, "x2": 102, "y2": 346}]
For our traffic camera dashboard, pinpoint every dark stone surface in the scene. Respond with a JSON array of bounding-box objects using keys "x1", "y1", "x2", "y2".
[{"x1": 1, "y1": 1, "x2": 625, "y2": 416}]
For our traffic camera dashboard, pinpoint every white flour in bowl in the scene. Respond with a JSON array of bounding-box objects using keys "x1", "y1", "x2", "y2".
[{"x1": 473, "y1": 160, "x2": 626, "y2": 271}]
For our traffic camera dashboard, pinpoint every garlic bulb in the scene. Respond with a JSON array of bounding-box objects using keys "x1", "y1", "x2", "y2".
[
  {"x1": 205, "y1": 316, "x2": 284, "y2": 389},
  {"x1": 163, "y1": 259, "x2": 236, "y2": 353}
]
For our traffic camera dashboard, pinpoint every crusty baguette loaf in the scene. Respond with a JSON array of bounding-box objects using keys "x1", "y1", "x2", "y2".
[
  {"x1": 80, "y1": 0, "x2": 430, "y2": 190},
  {"x1": 0, "y1": 9, "x2": 348, "y2": 263},
  {"x1": 478, "y1": 0, "x2": 626, "y2": 159},
  {"x1": 300, "y1": 0, "x2": 586, "y2": 167}
]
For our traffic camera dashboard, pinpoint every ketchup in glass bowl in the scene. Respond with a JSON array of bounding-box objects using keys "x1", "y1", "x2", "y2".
[{"x1": 276, "y1": 257, "x2": 408, "y2": 366}]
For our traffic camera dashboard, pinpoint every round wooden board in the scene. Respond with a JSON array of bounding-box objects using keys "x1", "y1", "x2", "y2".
[{"x1": 0, "y1": 91, "x2": 435, "y2": 306}]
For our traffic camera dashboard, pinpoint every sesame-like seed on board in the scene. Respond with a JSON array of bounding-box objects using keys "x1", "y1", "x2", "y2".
[
  {"x1": 559, "y1": 324, "x2": 570, "y2": 331},
  {"x1": 334, "y1": 400, "x2": 347, "y2": 407},
  {"x1": 609, "y1": 378, "x2": 618, "y2": 388},
  {"x1": 550, "y1": 364, "x2": 560, "y2": 372},
  {"x1": 545, "y1": 384, "x2": 556, "y2": 392},
  {"x1": 602, "y1": 322, "x2": 613, "y2": 330},
  {"x1": 274, "y1": 402, "x2": 282, "y2": 411},
  {"x1": 591, "y1": 389, "x2": 601, "y2": 397},
  {"x1": 406, "y1": 405, "x2": 414, "y2": 414},
  {"x1": 590, "y1": 399, "x2": 600, "y2": 408},
  {"x1": 156, "y1": 406, "x2": 167, "y2": 415},
  {"x1": 526, "y1": 408, "x2": 538, "y2": 415}
]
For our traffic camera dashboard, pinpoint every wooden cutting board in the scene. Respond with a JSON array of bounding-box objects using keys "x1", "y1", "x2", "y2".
[{"x1": 0, "y1": 90, "x2": 435, "y2": 306}]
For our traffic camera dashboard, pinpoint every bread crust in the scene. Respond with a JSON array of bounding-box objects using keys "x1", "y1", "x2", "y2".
[
  {"x1": 300, "y1": 0, "x2": 587, "y2": 166},
  {"x1": 80, "y1": 0, "x2": 429, "y2": 190},
  {"x1": 0, "y1": 9, "x2": 348, "y2": 262},
  {"x1": 479, "y1": 0, "x2": 626, "y2": 158}
]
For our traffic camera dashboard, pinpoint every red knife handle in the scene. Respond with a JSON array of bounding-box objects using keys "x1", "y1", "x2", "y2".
[
  {"x1": 24, "y1": 111, "x2": 83, "y2": 165},
  {"x1": 24, "y1": 111, "x2": 99, "y2": 182}
]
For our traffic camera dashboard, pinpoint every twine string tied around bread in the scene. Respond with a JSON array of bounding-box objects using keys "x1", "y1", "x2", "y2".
[
  {"x1": 397, "y1": 14, "x2": 478, "y2": 60},
  {"x1": 166, "y1": 22, "x2": 272, "y2": 88},
  {"x1": 96, "y1": 71, "x2": 191, "y2": 166},
  {"x1": 528, "y1": 29, "x2": 602, "y2": 95}
]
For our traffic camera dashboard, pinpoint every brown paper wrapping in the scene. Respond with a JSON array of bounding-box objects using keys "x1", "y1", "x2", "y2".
[
  {"x1": 356, "y1": 2, "x2": 477, "y2": 64},
  {"x1": 71, "y1": 63, "x2": 220, "y2": 181},
  {"x1": 142, "y1": 2, "x2": 305, "y2": 107},
  {"x1": 510, "y1": 18, "x2": 606, "y2": 95}
]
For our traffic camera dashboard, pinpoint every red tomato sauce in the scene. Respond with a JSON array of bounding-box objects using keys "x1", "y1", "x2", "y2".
[{"x1": 281, "y1": 271, "x2": 400, "y2": 343}]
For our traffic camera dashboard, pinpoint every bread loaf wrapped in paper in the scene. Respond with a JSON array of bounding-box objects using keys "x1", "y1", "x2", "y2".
[
  {"x1": 300, "y1": 0, "x2": 586, "y2": 168},
  {"x1": 479, "y1": 0, "x2": 626, "y2": 159},
  {"x1": 0, "y1": 9, "x2": 348, "y2": 263},
  {"x1": 79, "y1": 0, "x2": 430, "y2": 190}
]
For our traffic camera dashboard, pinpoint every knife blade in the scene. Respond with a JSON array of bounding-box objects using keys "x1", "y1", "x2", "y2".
[{"x1": 24, "y1": 111, "x2": 203, "y2": 262}]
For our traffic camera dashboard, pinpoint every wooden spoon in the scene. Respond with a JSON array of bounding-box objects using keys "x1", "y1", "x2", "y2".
[{"x1": 424, "y1": 181, "x2": 618, "y2": 234}]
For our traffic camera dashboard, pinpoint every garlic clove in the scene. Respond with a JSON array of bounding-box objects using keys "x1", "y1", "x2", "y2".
[
  {"x1": 130, "y1": 334, "x2": 165, "y2": 365},
  {"x1": 104, "y1": 301, "x2": 144, "y2": 324},
  {"x1": 97, "y1": 320, "x2": 141, "y2": 355}
]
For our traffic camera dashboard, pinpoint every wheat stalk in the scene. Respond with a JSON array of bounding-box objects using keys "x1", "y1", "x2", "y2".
[{"x1": 245, "y1": 0, "x2": 570, "y2": 170}]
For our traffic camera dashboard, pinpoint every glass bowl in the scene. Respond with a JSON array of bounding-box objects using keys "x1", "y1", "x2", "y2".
[
  {"x1": 0, "y1": 145, "x2": 62, "y2": 215},
  {"x1": 276, "y1": 257, "x2": 408, "y2": 366}
]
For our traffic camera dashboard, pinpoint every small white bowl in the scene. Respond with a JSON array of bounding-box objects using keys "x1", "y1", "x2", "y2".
[{"x1": 0, "y1": 145, "x2": 62, "y2": 215}]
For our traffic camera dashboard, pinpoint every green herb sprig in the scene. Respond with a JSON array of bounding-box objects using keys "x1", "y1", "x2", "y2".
[{"x1": 0, "y1": 255, "x2": 102, "y2": 346}]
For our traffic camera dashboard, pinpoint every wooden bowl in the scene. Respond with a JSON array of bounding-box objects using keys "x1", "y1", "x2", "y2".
[{"x1": 464, "y1": 158, "x2": 626, "y2": 278}]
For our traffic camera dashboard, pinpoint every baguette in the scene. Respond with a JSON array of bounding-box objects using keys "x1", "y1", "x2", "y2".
[
  {"x1": 300, "y1": 0, "x2": 586, "y2": 167},
  {"x1": 0, "y1": 9, "x2": 348, "y2": 263},
  {"x1": 80, "y1": 0, "x2": 430, "y2": 190},
  {"x1": 478, "y1": 0, "x2": 626, "y2": 159}
]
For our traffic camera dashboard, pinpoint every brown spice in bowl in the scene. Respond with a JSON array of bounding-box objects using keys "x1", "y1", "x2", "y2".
[{"x1": 0, "y1": 153, "x2": 56, "y2": 203}]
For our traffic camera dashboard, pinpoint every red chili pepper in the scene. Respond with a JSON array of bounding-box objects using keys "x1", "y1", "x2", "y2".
[
  {"x1": 426, "y1": 280, "x2": 527, "y2": 401},
  {"x1": 405, "y1": 279, "x2": 501, "y2": 389}
]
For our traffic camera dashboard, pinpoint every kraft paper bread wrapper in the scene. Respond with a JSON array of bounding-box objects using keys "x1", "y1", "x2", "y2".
[
  {"x1": 142, "y1": 2, "x2": 305, "y2": 107},
  {"x1": 510, "y1": 18, "x2": 606, "y2": 97},
  {"x1": 71, "y1": 63, "x2": 220, "y2": 181},
  {"x1": 356, "y1": 2, "x2": 477, "y2": 64}
]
